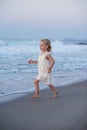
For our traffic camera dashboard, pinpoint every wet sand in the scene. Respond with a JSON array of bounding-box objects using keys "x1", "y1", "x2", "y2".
[{"x1": 0, "y1": 80, "x2": 87, "y2": 130}]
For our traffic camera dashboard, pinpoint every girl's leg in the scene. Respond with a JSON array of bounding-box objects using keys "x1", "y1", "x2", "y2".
[
  {"x1": 48, "y1": 84, "x2": 59, "y2": 97},
  {"x1": 32, "y1": 79, "x2": 40, "y2": 98}
]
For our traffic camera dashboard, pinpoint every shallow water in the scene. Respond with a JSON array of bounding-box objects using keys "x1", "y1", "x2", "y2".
[{"x1": 0, "y1": 39, "x2": 87, "y2": 96}]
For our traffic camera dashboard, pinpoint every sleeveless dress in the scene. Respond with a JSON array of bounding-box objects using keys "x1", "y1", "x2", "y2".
[{"x1": 36, "y1": 51, "x2": 53, "y2": 85}]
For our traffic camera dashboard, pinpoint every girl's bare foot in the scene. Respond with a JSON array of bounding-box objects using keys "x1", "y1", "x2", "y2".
[
  {"x1": 53, "y1": 90, "x2": 59, "y2": 98},
  {"x1": 32, "y1": 95, "x2": 39, "y2": 98}
]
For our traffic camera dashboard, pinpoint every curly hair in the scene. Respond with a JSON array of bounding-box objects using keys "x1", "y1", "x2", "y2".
[{"x1": 40, "y1": 39, "x2": 52, "y2": 51}]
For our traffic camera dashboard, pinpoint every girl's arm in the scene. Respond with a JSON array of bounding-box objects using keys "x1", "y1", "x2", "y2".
[
  {"x1": 46, "y1": 54, "x2": 55, "y2": 73},
  {"x1": 28, "y1": 59, "x2": 38, "y2": 64}
]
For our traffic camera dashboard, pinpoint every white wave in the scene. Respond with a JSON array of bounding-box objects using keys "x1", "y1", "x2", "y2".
[
  {"x1": 0, "y1": 39, "x2": 87, "y2": 55},
  {"x1": 52, "y1": 40, "x2": 87, "y2": 53}
]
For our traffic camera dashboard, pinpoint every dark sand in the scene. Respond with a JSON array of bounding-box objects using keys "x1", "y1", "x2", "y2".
[{"x1": 0, "y1": 80, "x2": 87, "y2": 130}]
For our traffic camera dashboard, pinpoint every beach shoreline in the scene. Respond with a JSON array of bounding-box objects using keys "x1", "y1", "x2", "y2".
[
  {"x1": 0, "y1": 76, "x2": 87, "y2": 104},
  {"x1": 0, "y1": 69, "x2": 87, "y2": 104},
  {"x1": 0, "y1": 79, "x2": 87, "y2": 130}
]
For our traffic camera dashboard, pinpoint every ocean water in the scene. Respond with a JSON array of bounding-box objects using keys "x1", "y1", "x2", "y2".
[{"x1": 0, "y1": 39, "x2": 87, "y2": 96}]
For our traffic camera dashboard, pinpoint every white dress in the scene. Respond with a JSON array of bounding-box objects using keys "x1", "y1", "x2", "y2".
[{"x1": 36, "y1": 51, "x2": 53, "y2": 85}]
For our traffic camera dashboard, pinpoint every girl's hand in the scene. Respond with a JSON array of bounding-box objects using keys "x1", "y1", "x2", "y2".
[
  {"x1": 47, "y1": 67, "x2": 52, "y2": 73},
  {"x1": 28, "y1": 59, "x2": 33, "y2": 64}
]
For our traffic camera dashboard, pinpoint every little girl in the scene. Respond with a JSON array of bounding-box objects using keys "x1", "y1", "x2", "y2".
[{"x1": 28, "y1": 39, "x2": 58, "y2": 98}]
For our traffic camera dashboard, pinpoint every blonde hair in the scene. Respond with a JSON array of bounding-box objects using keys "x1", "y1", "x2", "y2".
[{"x1": 40, "y1": 39, "x2": 52, "y2": 51}]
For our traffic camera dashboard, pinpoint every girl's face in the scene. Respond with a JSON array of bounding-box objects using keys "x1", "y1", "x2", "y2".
[{"x1": 40, "y1": 41, "x2": 48, "y2": 52}]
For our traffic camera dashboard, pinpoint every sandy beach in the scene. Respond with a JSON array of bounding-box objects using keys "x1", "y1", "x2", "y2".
[{"x1": 0, "y1": 80, "x2": 87, "y2": 130}]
